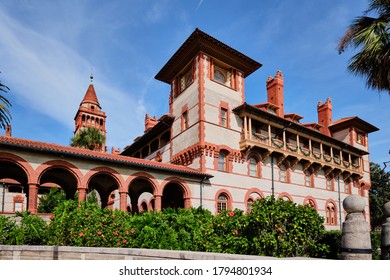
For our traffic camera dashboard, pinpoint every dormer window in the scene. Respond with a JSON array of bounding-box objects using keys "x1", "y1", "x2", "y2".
[
  {"x1": 356, "y1": 131, "x2": 366, "y2": 146},
  {"x1": 210, "y1": 59, "x2": 236, "y2": 90},
  {"x1": 214, "y1": 69, "x2": 226, "y2": 84}
]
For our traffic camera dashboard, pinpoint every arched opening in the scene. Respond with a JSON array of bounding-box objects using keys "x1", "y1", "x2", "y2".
[
  {"x1": 87, "y1": 172, "x2": 119, "y2": 209},
  {"x1": 162, "y1": 182, "x2": 184, "y2": 210},
  {"x1": 0, "y1": 160, "x2": 29, "y2": 212},
  {"x1": 128, "y1": 178, "x2": 155, "y2": 214},
  {"x1": 39, "y1": 167, "x2": 78, "y2": 200}
]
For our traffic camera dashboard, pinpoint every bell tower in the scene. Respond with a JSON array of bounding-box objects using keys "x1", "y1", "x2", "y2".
[{"x1": 74, "y1": 75, "x2": 107, "y2": 151}]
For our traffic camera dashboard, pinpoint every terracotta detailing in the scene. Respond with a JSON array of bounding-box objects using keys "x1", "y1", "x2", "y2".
[
  {"x1": 77, "y1": 187, "x2": 87, "y2": 202},
  {"x1": 82, "y1": 84, "x2": 100, "y2": 106},
  {"x1": 144, "y1": 114, "x2": 158, "y2": 132},
  {"x1": 266, "y1": 70, "x2": 284, "y2": 117},
  {"x1": 171, "y1": 142, "x2": 245, "y2": 166},
  {"x1": 111, "y1": 147, "x2": 121, "y2": 155},
  {"x1": 317, "y1": 98, "x2": 332, "y2": 136},
  {"x1": 198, "y1": 53, "x2": 207, "y2": 172},
  {"x1": 27, "y1": 183, "x2": 39, "y2": 214},
  {"x1": 154, "y1": 194, "x2": 162, "y2": 211},
  {"x1": 5, "y1": 125, "x2": 11, "y2": 137},
  {"x1": 119, "y1": 191, "x2": 128, "y2": 211}
]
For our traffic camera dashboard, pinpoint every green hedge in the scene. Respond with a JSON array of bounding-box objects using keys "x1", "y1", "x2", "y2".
[{"x1": 1, "y1": 197, "x2": 333, "y2": 258}]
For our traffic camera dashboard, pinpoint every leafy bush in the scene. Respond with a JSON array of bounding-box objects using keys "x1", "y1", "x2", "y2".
[
  {"x1": 38, "y1": 188, "x2": 66, "y2": 213},
  {"x1": 0, "y1": 215, "x2": 17, "y2": 244},
  {"x1": 11, "y1": 211, "x2": 47, "y2": 245},
  {"x1": 1, "y1": 197, "x2": 331, "y2": 258},
  {"x1": 245, "y1": 197, "x2": 329, "y2": 257}
]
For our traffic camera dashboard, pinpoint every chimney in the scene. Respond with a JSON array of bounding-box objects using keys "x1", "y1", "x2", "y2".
[
  {"x1": 144, "y1": 114, "x2": 158, "y2": 132},
  {"x1": 266, "y1": 70, "x2": 284, "y2": 117},
  {"x1": 317, "y1": 98, "x2": 332, "y2": 136},
  {"x1": 5, "y1": 125, "x2": 11, "y2": 137},
  {"x1": 111, "y1": 147, "x2": 121, "y2": 155}
]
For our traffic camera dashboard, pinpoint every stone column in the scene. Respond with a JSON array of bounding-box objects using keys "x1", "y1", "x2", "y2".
[
  {"x1": 119, "y1": 191, "x2": 128, "y2": 212},
  {"x1": 154, "y1": 194, "x2": 162, "y2": 211},
  {"x1": 381, "y1": 201, "x2": 390, "y2": 260},
  {"x1": 77, "y1": 187, "x2": 87, "y2": 202},
  {"x1": 27, "y1": 183, "x2": 39, "y2": 214},
  {"x1": 341, "y1": 194, "x2": 372, "y2": 260}
]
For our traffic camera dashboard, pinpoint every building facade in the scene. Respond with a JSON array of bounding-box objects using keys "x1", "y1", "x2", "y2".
[{"x1": 0, "y1": 29, "x2": 378, "y2": 230}]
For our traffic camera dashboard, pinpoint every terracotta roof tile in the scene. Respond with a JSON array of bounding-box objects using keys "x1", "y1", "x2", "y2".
[
  {"x1": 0, "y1": 135, "x2": 212, "y2": 178},
  {"x1": 82, "y1": 84, "x2": 100, "y2": 106}
]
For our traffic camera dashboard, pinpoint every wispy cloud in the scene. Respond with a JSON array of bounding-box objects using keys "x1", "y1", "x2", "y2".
[{"x1": 0, "y1": 7, "x2": 146, "y2": 149}]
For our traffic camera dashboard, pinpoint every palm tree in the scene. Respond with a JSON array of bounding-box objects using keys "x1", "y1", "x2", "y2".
[
  {"x1": 71, "y1": 127, "x2": 106, "y2": 151},
  {"x1": 338, "y1": 0, "x2": 390, "y2": 93},
  {"x1": 0, "y1": 74, "x2": 12, "y2": 130}
]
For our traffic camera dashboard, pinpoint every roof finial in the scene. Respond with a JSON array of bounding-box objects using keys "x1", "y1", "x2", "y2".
[{"x1": 90, "y1": 68, "x2": 94, "y2": 84}]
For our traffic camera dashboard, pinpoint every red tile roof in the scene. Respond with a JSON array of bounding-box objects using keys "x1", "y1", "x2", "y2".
[
  {"x1": 82, "y1": 84, "x2": 100, "y2": 107},
  {"x1": 0, "y1": 135, "x2": 212, "y2": 178}
]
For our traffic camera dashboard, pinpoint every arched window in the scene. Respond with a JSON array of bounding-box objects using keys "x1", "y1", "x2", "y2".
[
  {"x1": 217, "y1": 193, "x2": 228, "y2": 213},
  {"x1": 249, "y1": 157, "x2": 259, "y2": 177},
  {"x1": 326, "y1": 203, "x2": 337, "y2": 225},
  {"x1": 214, "y1": 70, "x2": 226, "y2": 84},
  {"x1": 218, "y1": 151, "x2": 228, "y2": 171},
  {"x1": 247, "y1": 198, "x2": 254, "y2": 213},
  {"x1": 280, "y1": 164, "x2": 287, "y2": 182}
]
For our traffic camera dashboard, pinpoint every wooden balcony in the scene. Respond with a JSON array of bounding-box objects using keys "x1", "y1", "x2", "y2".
[{"x1": 239, "y1": 131, "x2": 364, "y2": 178}]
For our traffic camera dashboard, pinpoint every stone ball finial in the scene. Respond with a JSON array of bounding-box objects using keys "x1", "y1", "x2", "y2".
[
  {"x1": 343, "y1": 194, "x2": 366, "y2": 214},
  {"x1": 383, "y1": 201, "x2": 390, "y2": 217}
]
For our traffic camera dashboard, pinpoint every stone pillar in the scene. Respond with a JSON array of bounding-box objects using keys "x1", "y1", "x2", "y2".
[
  {"x1": 184, "y1": 198, "x2": 191, "y2": 209},
  {"x1": 119, "y1": 191, "x2": 128, "y2": 212},
  {"x1": 77, "y1": 187, "x2": 87, "y2": 202},
  {"x1": 154, "y1": 194, "x2": 162, "y2": 211},
  {"x1": 341, "y1": 194, "x2": 372, "y2": 260},
  {"x1": 27, "y1": 183, "x2": 39, "y2": 214},
  {"x1": 381, "y1": 201, "x2": 390, "y2": 260}
]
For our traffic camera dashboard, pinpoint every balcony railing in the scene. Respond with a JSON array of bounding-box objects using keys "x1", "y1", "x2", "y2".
[{"x1": 240, "y1": 130, "x2": 363, "y2": 175}]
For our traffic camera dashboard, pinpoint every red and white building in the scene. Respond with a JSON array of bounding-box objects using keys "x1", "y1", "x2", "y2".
[{"x1": 0, "y1": 29, "x2": 378, "y2": 229}]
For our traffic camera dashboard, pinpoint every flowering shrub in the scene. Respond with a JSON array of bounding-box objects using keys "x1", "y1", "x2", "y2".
[
  {"x1": 246, "y1": 196, "x2": 329, "y2": 257},
  {"x1": 0, "y1": 197, "x2": 330, "y2": 258}
]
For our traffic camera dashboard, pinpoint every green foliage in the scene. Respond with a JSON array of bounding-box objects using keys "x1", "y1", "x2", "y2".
[
  {"x1": 369, "y1": 162, "x2": 390, "y2": 230},
  {"x1": 338, "y1": 0, "x2": 390, "y2": 93},
  {"x1": 0, "y1": 215, "x2": 17, "y2": 244},
  {"x1": 0, "y1": 197, "x2": 330, "y2": 258},
  {"x1": 71, "y1": 127, "x2": 106, "y2": 150},
  {"x1": 11, "y1": 212, "x2": 47, "y2": 245},
  {"x1": 314, "y1": 230, "x2": 342, "y2": 259},
  {"x1": 0, "y1": 72, "x2": 12, "y2": 130},
  {"x1": 38, "y1": 188, "x2": 66, "y2": 213},
  {"x1": 246, "y1": 197, "x2": 329, "y2": 257},
  {"x1": 371, "y1": 231, "x2": 381, "y2": 260}
]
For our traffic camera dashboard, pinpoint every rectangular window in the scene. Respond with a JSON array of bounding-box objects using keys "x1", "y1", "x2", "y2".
[
  {"x1": 221, "y1": 108, "x2": 228, "y2": 127},
  {"x1": 218, "y1": 153, "x2": 227, "y2": 171},
  {"x1": 356, "y1": 131, "x2": 366, "y2": 146},
  {"x1": 181, "y1": 111, "x2": 188, "y2": 131}
]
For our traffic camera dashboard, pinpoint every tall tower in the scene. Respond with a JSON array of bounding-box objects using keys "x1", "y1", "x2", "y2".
[
  {"x1": 74, "y1": 75, "x2": 107, "y2": 151},
  {"x1": 155, "y1": 29, "x2": 261, "y2": 171}
]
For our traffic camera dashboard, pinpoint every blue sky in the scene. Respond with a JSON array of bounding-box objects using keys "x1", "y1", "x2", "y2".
[{"x1": 0, "y1": 0, "x2": 389, "y2": 168}]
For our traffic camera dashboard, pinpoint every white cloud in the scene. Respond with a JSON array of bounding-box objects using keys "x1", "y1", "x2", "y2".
[{"x1": 0, "y1": 6, "x2": 146, "y2": 150}]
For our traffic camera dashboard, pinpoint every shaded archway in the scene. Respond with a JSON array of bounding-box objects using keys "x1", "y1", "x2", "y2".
[
  {"x1": 87, "y1": 172, "x2": 119, "y2": 209},
  {"x1": 0, "y1": 159, "x2": 30, "y2": 212},
  {"x1": 39, "y1": 167, "x2": 78, "y2": 200},
  {"x1": 162, "y1": 182, "x2": 185, "y2": 210},
  {"x1": 128, "y1": 177, "x2": 156, "y2": 214}
]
